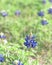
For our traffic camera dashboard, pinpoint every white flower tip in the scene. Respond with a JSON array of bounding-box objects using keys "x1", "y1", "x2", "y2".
[
  {"x1": 3, "y1": 39, "x2": 8, "y2": 44},
  {"x1": 13, "y1": 60, "x2": 18, "y2": 64},
  {"x1": 0, "y1": 32, "x2": 4, "y2": 36}
]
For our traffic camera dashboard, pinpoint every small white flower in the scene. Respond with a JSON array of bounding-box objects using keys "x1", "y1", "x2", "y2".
[
  {"x1": 13, "y1": 60, "x2": 18, "y2": 65},
  {"x1": 0, "y1": 10, "x2": 6, "y2": 13},
  {"x1": 0, "y1": 32, "x2": 4, "y2": 36},
  {"x1": 3, "y1": 39, "x2": 8, "y2": 44}
]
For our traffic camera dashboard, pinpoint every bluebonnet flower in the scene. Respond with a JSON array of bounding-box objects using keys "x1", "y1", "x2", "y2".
[
  {"x1": 42, "y1": 0, "x2": 46, "y2": 4},
  {"x1": 15, "y1": 10, "x2": 21, "y2": 16},
  {"x1": 0, "y1": 35, "x2": 6, "y2": 39},
  {"x1": 0, "y1": 32, "x2": 6, "y2": 39},
  {"x1": 49, "y1": 0, "x2": 52, "y2": 2},
  {"x1": 1, "y1": 10, "x2": 8, "y2": 17},
  {"x1": 13, "y1": 60, "x2": 24, "y2": 65},
  {"x1": 30, "y1": 40, "x2": 37, "y2": 48},
  {"x1": 18, "y1": 60, "x2": 24, "y2": 65},
  {"x1": 0, "y1": 54, "x2": 4, "y2": 62},
  {"x1": 48, "y1": 8, "x2": 52, "y2": 14},
  {"x1": 38, "y1": 11, "x2": 44, "y2": 17},
  {"x1": 24, "y1": 35, "x2": 37, "y2": 48},
  {"x1": 41, "y1": 19, "x2": 48, "y2": 25}
]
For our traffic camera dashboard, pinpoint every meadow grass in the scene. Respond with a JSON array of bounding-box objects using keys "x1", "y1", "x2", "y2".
[{"x1": 0, "y1": 0, "x2": 52, "y2": 65}]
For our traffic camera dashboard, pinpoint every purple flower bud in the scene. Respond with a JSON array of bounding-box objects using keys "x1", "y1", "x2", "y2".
[
  {"x1": 38, "y1": 11, "x2": 44, "y2": 17},
  {"x1": 15, "y1": 10, "x2": 21, "y2": 16},
  {"x1": 1, "y1": 35, "x2": 6, "y2": 39},
  {"x1": 1, "y1": 11, "x2": 8, "y2": 17},
  {"x1": 0, "y1": 54, "x2": 4, "y2": 62},
  {"x1": 49, "y1": 0, "x2": 52, "y2": 2},
  {"x1": 42, "y1": 0, "x2": 46, "y2": 4},
  {"x1": 48, "y1": 8, "x2": 52, "y2": 14},
  {"x1": 24, "y1": 35, "x2": 37, "y2": 48},
  {"x1": 18, "y1": 60, "x2": 24, "y2": 65},
  {"x1": 41, "y1": 19, "x2": 48, "y2": 25},
  {"x1": 0, "y1": 32, "x2": 6, "y2": 39}
]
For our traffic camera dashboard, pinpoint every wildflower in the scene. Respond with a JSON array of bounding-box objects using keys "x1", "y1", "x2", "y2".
[
  {"x1": 24, "y1": 34, "x2": 37, "y2": 48},
  {"x1": 0, "y1": 10, "x2": 8, "y2": 17},
  {"x1": 0, "y1": 32, "x2": 6, "y2": 39},
  {"x1": 0, "y1": 54, "x2": 4, "y2": 62},
  {"x1": 38, "y1": 11, "x2": 44, "y2": 17},
  {"x1": 0, "y1": 35, "x2": 6, "y2": 39},
  {"x1": 48, "y1": 7, "x2": 52, "y2": 14},
  {"x1": 41, "y1": 19, "x2": 48, "y2": 25},
  {"x1": 18, "y1": 60, "x2": 24, "y2": 65},
  {"x1": 42, "y1": 0, "x2": 46, "y2": 4},
  {"x1": 15, "y1": 10, "x2": 21, "y2": 16},
  {"x1": 13, "y1": 60, "x2": 24, "y2": 65},
  {"x1": 49, "y1": 0, "x2": 52, "y2": 2}
]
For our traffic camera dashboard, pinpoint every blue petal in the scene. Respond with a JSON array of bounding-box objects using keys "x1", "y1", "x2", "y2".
[
  {"x1": 49, "y1": 0, "x2": 52, "y2": 2},
  {"x1": 1, "y1": 35, "x2": 6, "y2": 39},
  {"x1": 15, "y1": 10, "x2": 21, "y2": 16},
  {"x1": 41, "y1": 20, "x2": 48, "y2": 25},
  {"x1": 31, "y1": 41, "x2": 37, "y2": 48},
  {"x1": 38, "y1": 11, "x2": 44, "y2": 16},
  {"x1": 25, "y1": 35, "x2": 30, "y2": 41},
  {"x1": 0, "y1": 57, "x2": 4, "y2": 62},
  {"x1": 48, "y1": 8, "x2": 52, "y2": 14}
]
